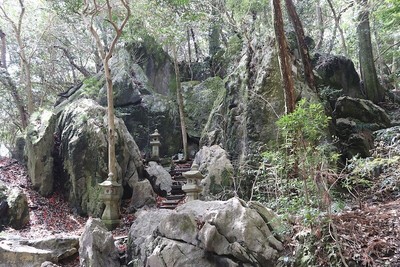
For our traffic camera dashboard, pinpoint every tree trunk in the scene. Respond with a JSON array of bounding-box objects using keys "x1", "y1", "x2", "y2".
[
  {"x1": 273, "y1": 0, "x2": 296, "y2": 113},
  {"x1": 0, "y1": 1, "x2": 34, "y2": 115},
  {"x1": 327, "y1": 0, "x2": 348, "y2": 57},
  {"x1": 172, "y1": 45, "x2": 188, "y2": 161},
  {"x1": 54, "y1": 45, "x2": 92, "y2": 78},
  {"x1": 0, "y1": 69, "x2": 28, "y2": 129},
  {"x1": 104, "y1": 58, "x2": 116, "y2": 177},
  {"x1": 0, "y1": 29, "x2": 6, "y2": 68},
  {"x1": 285, "y1": 0, "x2": 316, "y2": 91},
  {"x1": 190, "y1": 28, "x2": 201, "y2": 62},
  {"x1": 315, "y1": 0, "x2": 324, "y2": 50},
  {"x1": 357, "y1": 0, "x2": 384, "y2": 103}
]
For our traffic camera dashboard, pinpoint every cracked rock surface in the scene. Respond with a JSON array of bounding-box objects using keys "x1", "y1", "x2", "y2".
[{"x1": 127, "y1": 197, "x2": 289, "y2": 267}]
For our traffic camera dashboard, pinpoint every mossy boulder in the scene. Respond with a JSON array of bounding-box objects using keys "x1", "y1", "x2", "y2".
[
  {"x1": 334, "y1": 96, "x2": 391, "y2": 159},
  {"x1": 193, "y1": 145, "x2": 234, "y2": 197},
  {"x1": 314, "y1": 54, "x2": 364, "y2": 100},
  {"x1": 0, "y1": 182, "x2": 30, "y2": 230},
  {"x1": 201, "y1": 34, "x2": 286, "y2": 167},
  {"x1": 25, "y1": 110, "x2": 56, "y2": 196},
  {"x1": 55, "y1": 99, "x2": 143, "y2": 216},
  {"x1": 182, "y1": 77, "x2": 224, "y2": 140}
]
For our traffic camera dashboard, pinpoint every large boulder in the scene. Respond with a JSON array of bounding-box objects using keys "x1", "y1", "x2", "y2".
[
  {"x1": 314, "y1": 54, "x2": 364, "y2": 100},
  {"x1": 334, "y1": 96, "x2": 391, "y2": 129},
  {"x1": 26, "y1": 99, "x2": 145, "y2": 217},
  {"x1": 144, "y1": 161, "x2": 172, "y2": 197},
  {"x1": 55, "y1": 99, "x2": 143, "y2": 216},
  {"x1": 127, "y1": 198, "x2": 289, "y2": 267},
  {"x1": 200, "y1": 33, "x2": 287, "y2": 179},
  {"x1": 79, "y1": 218, "x2": 120, "y2": 267},
  {"x1": 0, "y1": 236, "x2": 78, "y2": 267},
  {"x1": 334, "y1": 96, "x2": 391, "y2": 158},
  {"x1": 182, "y1": 77, "x2": 225, "y2": 140},
  {"x1": 193, "y1": 145, "x2": 234, "y2": 197},
  {"x1": 0, "y1": 182, "x2": 29, "y2": 230},
  {"x1": 6, "y1": 187, "x2": 29, "y2": 230},
  {"x1": 130, "y1": 179, "x2": 156, "y2": 210},
  {"x1": 25, "y1": 110, "x2": 56, "y2": 196}
]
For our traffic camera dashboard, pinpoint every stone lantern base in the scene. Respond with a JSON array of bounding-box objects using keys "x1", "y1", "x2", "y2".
[{"x1": 99, "y1": 180, "x2": 121, "y2": 231}]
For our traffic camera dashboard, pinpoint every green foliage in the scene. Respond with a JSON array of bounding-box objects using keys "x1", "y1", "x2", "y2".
[
  {"x1": 276, "y1": 99, "x2": 330, "y2": 144},
  {"x1": 82, "y1": 77, "x2": 103, "y2": 98},
  {"x1": 254, "y1": 100, "x2": 339, "y2": 226},
  {"x1": 342, "y1": 155, "x2": 400, "y2": 192}
]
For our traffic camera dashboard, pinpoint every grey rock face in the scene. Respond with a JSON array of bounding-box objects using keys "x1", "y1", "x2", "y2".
[
  {"x1": 193, "y1": 145, "x2": 234, "y2": 197},
  {"x1": 26, "y1": 99, "x2": 145, "y2": 217},
  {"x1": 6, "y1": 188, "x2": 29, "y2": 230},
  {"x1": 334, "y1": 96, "x2": 391, "y2": 158},
  {"x1": 314, "y1": 54, "x2": 364, "y2": 99},
  {"x1": 128, "y1": 198, "x2": 289, "y2": 267},
  {"x1": 130, "y1": 179, "x2": 156, "y2": 210},
  {"x1": 200, "y1": 34, "x2": 286, "y2": 172},
  {"x1": 0, "y1": 236, "x2": 78, "y2": 267},
  {"x1": 334, "y1": 96, "x2": 391, "y2": 128},
  {"x1": 6, "y1": 187, "x2": 29, "y2": 229},
  {"x1": 55, "y1": 99, "x2": 143, "y2": 216},
  {"x1": 79, "y1": 218, "x2": 120, "y2": 267},
  {"x1": 144, "y1": 161, "x2": 172, "y2": 197},
  {"x1": 25, "y1": 110, "x2": 56, "y2": 196}
]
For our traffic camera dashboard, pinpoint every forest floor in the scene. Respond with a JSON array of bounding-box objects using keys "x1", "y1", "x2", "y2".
[{"x1": 0, "y1": 157, "x2": 134, "y2": 266}]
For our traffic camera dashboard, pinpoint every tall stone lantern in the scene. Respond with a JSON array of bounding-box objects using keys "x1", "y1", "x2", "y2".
[
  {"x1": 182, "y1": 164, "x2": 203, "y2": 201},
  {"x1": 99, "y1": 173, "x2": 120, "y2": 230},
  {"x1": 150, "y1": 129, "x2": 161, "y2": 161}
]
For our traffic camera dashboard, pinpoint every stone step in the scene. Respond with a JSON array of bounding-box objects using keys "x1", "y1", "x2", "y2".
[{"x1": 166, "y1": 194, "x2": 186, "y2": 200}]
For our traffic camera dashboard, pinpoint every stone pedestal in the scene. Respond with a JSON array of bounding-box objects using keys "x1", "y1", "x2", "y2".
[
  {"x1": 99, "y1": 178, "x2": 120, "y2": 230},
  {"x1": 182, "y1": 164, "x2": 203, "y2": 201}
]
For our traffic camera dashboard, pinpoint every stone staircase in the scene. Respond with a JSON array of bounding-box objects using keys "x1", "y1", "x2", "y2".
[{"x1": 158, "y1": 161, "x2": 192, "y2": 209}]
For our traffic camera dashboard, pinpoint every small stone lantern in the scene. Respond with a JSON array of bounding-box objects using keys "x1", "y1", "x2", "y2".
[
  {"x1": 150, "y1": 129, "x2": 161, "y2": 161},
  {"x1": 182, "y1": 164, "x2": 203, "y2": 201},
  {"x1": 99, "y1": 174, "x2": 120, "y2": 230}
]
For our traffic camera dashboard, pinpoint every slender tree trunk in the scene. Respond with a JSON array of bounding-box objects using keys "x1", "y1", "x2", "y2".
[
  {"x1": 327, "y1": 0, "x2": 348, "y2": 57},
  {"x1": 104, "y1": 58, "x2": 116, "y2": 176},
  {"x1": 285, "y1": 0, "x2": 316, "y2": 91},
  {"x1": 186, "y1": 27, "x2": 193, "y2": 80},
  {"x1": 315, "y1": 0, "x2": 324, "y2": 50},
  {"x1": 54, "y1": 46, "x2": 92, "y2": 78},
  {"x1": 391, "y1": 38, "x2": 398, "y2": 90},
  {"x1": 0, "y1": 1, "x2": 34, "y2": 115},
  {"x1": 272, "y1": 0, "x2": 296, "y2": 113},
  {"x1": 190, "y1": 28, "x2": 200, "y2": 62},
  {"x1": 0, "y1": 69, "x2": 28, "y2": 129},
  {"x1": 357, "y1": 0, "x2": 384, "y2": 103},
  {"x1": 172, "y1": 45, "x2": 188, "y2": 161},
  {"x1": 0, "y1": 30, "x2": 6, "y2": 68},
  {"x1": 83, "y1": 0, "x2": 130, "y2": 181}
]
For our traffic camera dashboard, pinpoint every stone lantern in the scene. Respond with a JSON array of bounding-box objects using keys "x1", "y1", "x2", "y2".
[
  {"x1": 182, "y1": 164, "x2": 203, "y2": 201},
  {"x1": 150, "y1": 129, "x2": 161, "y2": 161},
  {"x1": 99, "y1": 174, "x2": 120, "y2": 230}
]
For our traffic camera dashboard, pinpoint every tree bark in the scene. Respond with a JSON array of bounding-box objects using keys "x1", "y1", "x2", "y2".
[
  {"x1": 272, "y1": 0, "x2": 296, "y2": 113},
  {"x1": 315, "y1": 0, "x2": 324, "y2": 51},
  {"x1": 0, "y1": 0, "x2": 34, "y2": 115},
  {"x1": 172, "y1": 45, "x2": 189, "y2": 161},
  {"x1": 327, "y1": 0, "x2": 348, "y2": 57},
  {"x1": 0, "y1": 69, "x2": 28, "y2": 129},
  {"x1": 285, "y1": 0, "x2": 316, "y2": 91},
  {"x1": 0, "y1": 29, "x2": 6, "y2": 68},
  {"x1": 357, "y1": 0, "x2": 384, "y2": 103},
  {"x1": 54, "y1": 45, "x2": 92, "y2": 78},
  {"x1": 190, "y1": 28, "x2": 201, "y2": 62},
  {"x1": 83, "y1": 0, "x2": 130, "y2": 180}
]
